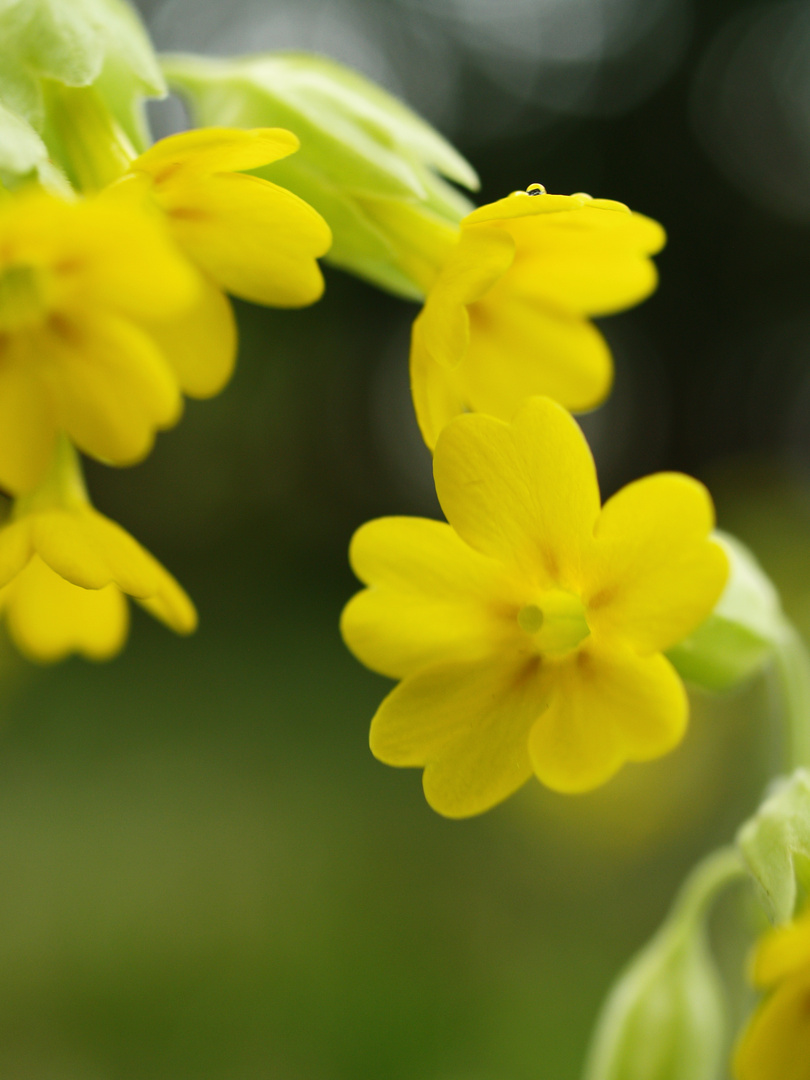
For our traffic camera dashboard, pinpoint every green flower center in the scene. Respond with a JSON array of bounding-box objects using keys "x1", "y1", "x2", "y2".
[
  {"x1": 518, "y1": 590, "x2": 590, "y2": 655},
  {"x1": 0, "y1": 264, "x2": 46, "y2": 331}
]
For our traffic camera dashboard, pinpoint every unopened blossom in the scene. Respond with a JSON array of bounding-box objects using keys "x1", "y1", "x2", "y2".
[
  {"x1": 0, "y1": 437, "x2": 196, "y2": 662},
  {"x1": 341, "y1": 397, "x2": 727, "y2": 817},
  {"x1": 108, "y1": 126, "x2": 333, "y2": 398},
  {"x1": 0, "y1": 187, "x2": 201, "y2": 493},
  {"x1": 411, "y1": 187, "x2": 666, "y2": 447},
  {"x1": 733, "y1": 904, "x2": 810, "y2": 1080}
]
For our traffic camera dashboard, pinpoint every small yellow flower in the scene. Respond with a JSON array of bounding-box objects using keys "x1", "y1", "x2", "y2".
[
  {"x1": 733, "y1": 905, "x2": 810, "y2": 1080},
  {"x1": 0, "y1": 437, "x2": 196, "y2": 663},
  {"x1": 411, "y1": 189, "x2": 666, "y2": 448},
  {"x1": 0, "y1": 187, "x2": 201, "y2": 493},
  {"x1": 341, "y1": 397, "x2": 727, "y2": 817},
  {"x1": 107, "y1": 127, "x2": 333, "y2": 398}
]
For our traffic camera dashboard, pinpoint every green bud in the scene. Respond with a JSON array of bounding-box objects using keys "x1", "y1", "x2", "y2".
[
  {"x1": 667, "y1": 531, "x2": 783, "y2": 692},
  {"x1": 162, "y1": 52, "x2": 479, "y2": 299},
  {"x1": 737, "y1": 768, "x2": 810, "y2": 924},
  {"x1": 0, "y1": 0, "x2": 164, "y2": 180},
  {"x1": 583, "y1": 848, "x2": 743, "y2": 1080}
]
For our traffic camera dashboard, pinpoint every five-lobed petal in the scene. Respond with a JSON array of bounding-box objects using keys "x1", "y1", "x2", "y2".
[
  {"x1": 342, "y1": 396, "x2": 727, "y2": 817},
  {"x1": 410, "y1": 190, "x2": 666, "y2": 448}
]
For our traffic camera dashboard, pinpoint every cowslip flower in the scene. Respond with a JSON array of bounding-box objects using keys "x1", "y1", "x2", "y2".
[
  {"x1": 341, "y1": 397, "x2": 727, "y2": 818},
  {"x1": 0, "y1": 437, "x2": 196, "y2": 663},
  {"x1": 106, "y1": 126, "x2": 332, "y2": 398},
  {"x1": 733, "y1": 904, "x2": 810, "y2": 1080},
  {"x1": 411, "y1": 187, "x2": 666, "y2": 448},
  {"x1": 0, "y1": 186, "x2": 202, "y2": 493}
]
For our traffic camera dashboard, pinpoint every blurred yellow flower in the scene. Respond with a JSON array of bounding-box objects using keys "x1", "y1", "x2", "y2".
[
  {"x1": 733, "y1": 904, "x2": 810, "y2": 1080},
  {"x1": 0, "y1": 437, "x2": 196, "y2": 663},
  {"x1": 0, "y1": 187, "x2": 201, "y2": 493},
  {"x1": 341, "y1": 397, "x2": 726, "y2": 817},
  {"x1": 107, "y1": 127, "x2": 333, "y2": 398},
  {"x1": 411, "y1": 189, "x2": 666, "y2": 448}
]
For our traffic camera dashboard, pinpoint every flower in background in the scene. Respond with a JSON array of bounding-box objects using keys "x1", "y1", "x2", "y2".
[
  {"x1": 411, "y1": 188, "x2": 666, "y2": 448},
  {"x1": 341, "y1": 397, "x2": 726, "y2": 818},
  {"x1": 0, "y1": 187, "x2": 201, "y2": 493},
  {"x1": 105, "y1": 126, "x2": 332, "y2": 398},
  {"x1": 733, "y1": 903, "x2": 810, "y2": 1080},
  {"x1": 0, "y1": 437, "x2": 196, "y2": 663}
]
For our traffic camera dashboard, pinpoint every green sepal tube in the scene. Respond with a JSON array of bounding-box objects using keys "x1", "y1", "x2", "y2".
[
  {"x1": 737, "y1": 769, "x2": 810, "y2": 924},
  {"x1": 667, "y1": 532, "x2": 783, "y2": 693},
  {"x1": 0, "y1": 0, "x2": 165, "y2": 186},
  {"x1": 161, "y1": 51, "x2": 479, "y2": 299},
  {"x1": 583, "y1": 847, "x2": 745, "y2": 1080}
]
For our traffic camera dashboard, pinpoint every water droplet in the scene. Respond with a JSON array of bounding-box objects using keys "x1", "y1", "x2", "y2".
[
  {"x1": 526, "y1": 183, "x2": 546, "y2": 196},
  {"x1": 572, "y1": 192, "x2": 593, "y2": 201},
  {"x1": 510, "y1": 189, "x2": 530, "y2": 197}
]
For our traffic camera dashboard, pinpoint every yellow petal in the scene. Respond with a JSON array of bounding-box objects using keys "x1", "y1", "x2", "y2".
[
  {"x1": 136, "y1": 563, "x2": 197, "y2": 635},
  {"x1": 585, "y1": 473, "x2": 728, "y2": 654},
  {"x1": 145, "y1": 273, "x2": 237, "y2": 399},
  {"x1": 31, "y1": 508, "x2": 160, "y2": 597},
  {"x1": 158, "y1": 173, "x2": 331, "y2": 307},
  {"x1": 38, "y1": 312, "x2": 182, "y2": 466},
  {"x1": 409, "y1": 320, "x2": 468, "y2": 450},
  {"x1": 733, "y1": 973, "x2": 810, "y2": 1080},
  {"x1": 463, "y1": 192, "x2": 599, "y2": 225},
  {"x1": 416, "y1": 226, "x2": 515, "y2": 368},
  {"x1": 433, "y1": 397, "x2": 600, "y2": 588},
  {"x1": 751, "y1": 906, "x2": 810, "y2": 988},
  {"x1": 369, "y1": 656, "x2": 546, "y2": 818},
  {"x1": 0, "y1": 340, "x2": 56, "y2": 493},
  {"x1": 527, "y1": 644, "x2": 688, "y2": 793},
  {"x1": 341, "y1": 516, "x2": 522, "y2": 680},
  {"x1": 133, "y1": 127, "x2": 300, "y2": 183},
  {"x1": 463, "y1": 288, "x2": 614, "y2": 417},
  {"x1": 502, "y1": 209, "x2": 663, "y2": 316},
  {"x1": 0, "y1": 519, "x2": 33, "y2": 588},
  {"x1": 0, "y1": 555, "x2": 129, "y2": 662}
]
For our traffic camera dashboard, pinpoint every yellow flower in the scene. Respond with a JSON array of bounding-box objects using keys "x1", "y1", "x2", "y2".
[
  {"x1": 0, "y1": 437, "x2": 196, "y2": 663},
  {"x1": 341, "y1": 397, "x2": 727, "y2": 817},
  {"x1": 411, "y1": 188, "x2": 666, "y2": 448},
  {"x1": 733, "y1": 905, "x2": 810, "y2": 1080},
  {"x1": 107, "y1": 127, "x2": 333, "y2": 399},
  {"x1": 0, "y1": 186, "x2": 201, "y2": 493}
]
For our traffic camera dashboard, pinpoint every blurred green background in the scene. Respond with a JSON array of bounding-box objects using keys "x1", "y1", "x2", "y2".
[{"x1": 4, "y1": 0, "x2": 810, "y2": 1076}]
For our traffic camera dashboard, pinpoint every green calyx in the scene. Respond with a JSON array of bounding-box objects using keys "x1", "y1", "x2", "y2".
[{"x1": 161, "y1": 51, "x2": 480, "y2": 300}]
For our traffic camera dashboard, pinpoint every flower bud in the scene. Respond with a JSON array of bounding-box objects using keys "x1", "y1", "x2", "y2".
[{"x1": 162, "y1": 52, "x2": 479, "y2": 299}]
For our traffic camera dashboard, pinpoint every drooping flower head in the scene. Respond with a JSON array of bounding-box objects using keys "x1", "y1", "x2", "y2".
[
  {"x1": 341, "y1": 397, "x2": 727, "y2": 817},
  {"x1": 733, "y1": 904, "x2": 810, "y2": 1080},
  {"x1": 0, "y1": 436, "x2": 196, "y2": 662},
  {"x1": 411, "y1": 188, "x2": 666, "y2": 447},
  {"x1": 0, "y1": 186, "x2": 201, "y2": 493}
]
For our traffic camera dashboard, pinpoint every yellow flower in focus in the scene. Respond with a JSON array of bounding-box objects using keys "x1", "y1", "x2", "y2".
[
  {"x1": 341, "y1": 397, "x2": 727, "y2": 817},
  {"x1": 0, "y1": 437, "x2": 196, "y2": 663},
  {"x1": 733, "y1": 905, "x2": 810, "y2": 1080},
  {"x1": 107, "y1": 127, "x2": 333, "y2": 399},
  {"x1": 411, "y1": 188, "x2": 666, "y2": 448},
  {"x1": 0, "y1": 187, "x2": 201, "y2": 493}
]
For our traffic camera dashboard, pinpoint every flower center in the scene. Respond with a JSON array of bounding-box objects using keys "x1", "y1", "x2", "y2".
[
  {"x1": 518, "y1": 590, "x2": 590, "y2": 655},
  {"x1": 0, "y1": 264, "x2": 46, "y2": 331}
]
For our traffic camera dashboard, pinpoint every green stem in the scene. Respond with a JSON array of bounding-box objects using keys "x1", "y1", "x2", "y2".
[
  {"x1": 771, "y1": 619, "x2": 810, "y2": 771},
  {"x1": 668, "y1": 846, "x2": 748, "y2": 933}
]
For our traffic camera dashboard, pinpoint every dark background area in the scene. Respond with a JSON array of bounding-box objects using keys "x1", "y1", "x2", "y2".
[{"x1": 0, "y1": 1, "x2": 807, "y2": 1076}]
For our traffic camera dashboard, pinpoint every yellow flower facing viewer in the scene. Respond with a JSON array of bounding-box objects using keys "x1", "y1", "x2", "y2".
[
  {"x1": 0, "y1": 186, "x2": 202, "y2": 493},
  {"x1": 106, "y1": 127, "x2": 333, "y2": 399},
  {"x1": 341, "y1": 397, "x2": 727, "y2": 817},
  {"x1": 734, "y1": 904, "x2": 810, "y2": 1080},
  {"x1": 411, "y1": 188, "x2": 666, "y2": 448},
  {"x1": 0, "y1": 437, "x2": 196, "y2": 663}
]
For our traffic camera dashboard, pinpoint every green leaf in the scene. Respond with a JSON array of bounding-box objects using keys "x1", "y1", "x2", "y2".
[
  {"x1": 668, "y1": 531, "x2": 783, "y2": 692},
  {"x1": 737, "y1": 768, "x2": 810, "y2": 924}
]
